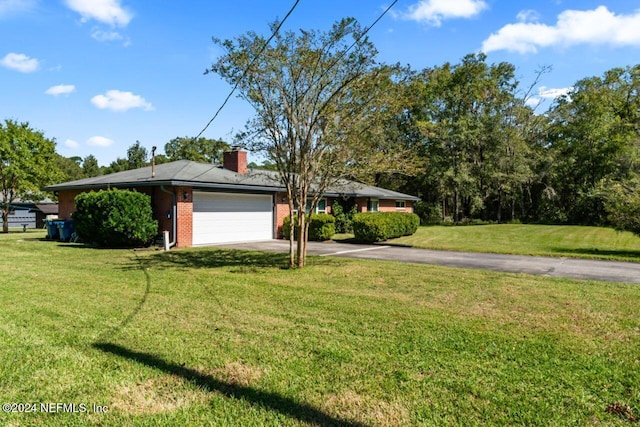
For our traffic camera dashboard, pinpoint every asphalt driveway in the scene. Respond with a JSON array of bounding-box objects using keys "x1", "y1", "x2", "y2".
[{"x1": 214, "y1": 240, "x2": 640, "y2": 283}]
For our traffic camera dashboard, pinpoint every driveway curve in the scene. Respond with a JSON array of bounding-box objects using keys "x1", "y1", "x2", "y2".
[{"x1": 214, "y1": 240, "x2": 640, "y2": 284}]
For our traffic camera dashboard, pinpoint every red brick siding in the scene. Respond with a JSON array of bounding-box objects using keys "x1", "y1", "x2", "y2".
[
  {"x1": 378, "y1": 199, "x2": 412, "y2": 212},
  {"x1": 57, "y1": 189, "x2": 84, "y2": 219},
  {"x1": 274, "y1": 192, "x2": 290, "y2": 238},
  {"x1": 151, "y1": 187, "x2": 174, "y2": 242},
  {"x1": 175, "y1": 186, "x2": 193, "y2": 248}
]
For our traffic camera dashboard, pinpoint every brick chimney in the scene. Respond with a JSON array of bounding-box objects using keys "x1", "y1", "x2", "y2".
[{"x1": 223, "y1": 148, "x2": 247, "y2": 174}]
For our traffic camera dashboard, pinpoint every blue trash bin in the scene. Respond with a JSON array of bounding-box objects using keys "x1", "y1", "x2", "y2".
[
  {"x1": 45, "y1": 220, "x2": 60, "y2": 240},
  {"x1": 57, "y1": 220, "x2": 74, "y2": 242}
]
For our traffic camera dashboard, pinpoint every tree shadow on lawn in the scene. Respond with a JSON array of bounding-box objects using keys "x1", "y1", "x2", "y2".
[
  {"x1": 551, "y1": 247, "x2": 640, "y2": 261},
  {"x1": 137, "y1": 248, "x2": 344, "y2": 271},
  {"x1": 93, "y1": 342, "x2": 365, "y2": 427}
]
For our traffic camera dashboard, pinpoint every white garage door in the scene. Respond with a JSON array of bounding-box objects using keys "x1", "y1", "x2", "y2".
[{"x1": 192, "y1": 192, "x2": 273, "y2": 245}]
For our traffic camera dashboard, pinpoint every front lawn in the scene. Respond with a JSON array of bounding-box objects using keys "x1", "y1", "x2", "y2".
[
  {"x1": 1, "y1": 230, "x2": 639, "y2": 425},
  {"x1": 387, "y1": 224, "x2": 640, "y2": 262}
]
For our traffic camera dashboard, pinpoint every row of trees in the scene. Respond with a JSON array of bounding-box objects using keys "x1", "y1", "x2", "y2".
[
  {"x1": 382, "y1": 57, "x2": 639, "y2": 229},
  {"x1": 53, "y1": 137, "x2": 232, "y2": 182}
]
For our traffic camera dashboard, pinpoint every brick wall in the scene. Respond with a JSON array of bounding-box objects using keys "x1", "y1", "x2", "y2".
[
  {"x1": 378, "y1": 199, "x2": 412, "y2": 212},
  {"x1": 57, "y1": 189, "x2": 84, "y2": 219},
  {"x1": 274, "y1": 192, "x2": 290, "y2": 238},
  {"x1": 175, "y1": 186, "x2": 193, "y2": 248},
  {"x1": 151, "y1": 187, "x2": 174, "y2": 243}
]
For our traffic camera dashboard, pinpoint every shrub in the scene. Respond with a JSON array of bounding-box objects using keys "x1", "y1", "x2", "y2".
[
  {"x1": 352, "y1": 212, "x2": 420, "y2": 243},
  {"x1": 282, "y1": 213, "x2": 336, "y2": 241},
  {"x1": 331, "y1": 200, "x2": 356, "y2": 233},
  {"x1": 413, "y1": 201, "x2": 442, "y2": 225},
  {"x1": 73, "y1": 189, "x2": 158, "y2": 247}
]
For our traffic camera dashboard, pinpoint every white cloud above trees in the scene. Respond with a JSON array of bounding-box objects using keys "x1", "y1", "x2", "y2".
[
  {"x1": 64, "y1": 139, "x2": 79, "y2": 148},
  {"x1": 86, "y1": 136, "x2": 115, "y2": 147},
  {"x1": 482, "y1": 6, "x2": 640, "y2": 53},
  {"x1": 64, "y1": 0, "x2": 132, "y2": 27},
  {"x1": 402, "y1": 0, "x2": 488, "y2": 26},
  {"x1": 1, "y1": 52, "x2": 39, "y2": 73},
  {"x1": 91, "y1": 90, "x2": 153, "y2": 112},
  {"x1": 45, "y1": 84, "x2": 76, "y2": 96}
]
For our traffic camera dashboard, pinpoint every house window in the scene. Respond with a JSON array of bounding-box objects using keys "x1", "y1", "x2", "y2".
[
  {"x1": 368, "y1": 199, "x2": 379, "y2": 212},
  {"x1": 294, "y1": 198, "x2": 327, "y2": 214},
  {"x1": 395, "y1": 201, "x2": 406, "y2": 209},
  {"x1": 316, "y1": 198, "x2": 327, "y2": 213}
]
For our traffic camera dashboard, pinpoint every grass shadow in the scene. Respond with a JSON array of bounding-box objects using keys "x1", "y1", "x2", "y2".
[
  {"x1": 93, "y1": 342, "x2": 365, "y2": 427},
  {"x1": 550, "y1": 247, "x2": 640, "y2": 261},
  {"x1": 144, "y1": 248, "x2": 291, "y2": 270}
]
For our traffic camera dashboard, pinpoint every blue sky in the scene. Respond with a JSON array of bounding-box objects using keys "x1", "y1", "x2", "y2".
[{"x1": 1, "y1": 0, "x2": 639, "y2": 166}]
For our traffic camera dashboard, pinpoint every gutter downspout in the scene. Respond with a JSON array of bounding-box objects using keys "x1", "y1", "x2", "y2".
[{"x1": 160, "y1": 185, "x2": 176, "y2": 249}]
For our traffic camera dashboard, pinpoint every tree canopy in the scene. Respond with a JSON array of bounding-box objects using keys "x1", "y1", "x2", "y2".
[
  {"x1": 0, "y1": 119, "x2": 60, "y2": 232},
  {"x1": 164, "y1": 136, "x2": 229, "y2": 163}
]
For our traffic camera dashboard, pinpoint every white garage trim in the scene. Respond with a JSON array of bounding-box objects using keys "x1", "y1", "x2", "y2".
[{"x1": 192, "y1": 192, "x2": 273, "y2": 245}]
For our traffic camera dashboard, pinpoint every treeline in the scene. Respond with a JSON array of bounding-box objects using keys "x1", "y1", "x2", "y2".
[
  {"x1": 375, "y1": 54, "x2": 639, "y2": 230},
  {"x1": 55, "y1": 137, "x2": 230, "y2": 181}
]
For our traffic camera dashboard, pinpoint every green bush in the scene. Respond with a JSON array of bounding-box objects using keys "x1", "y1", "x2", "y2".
[
  {"x1": 73, "y1": 189, "x2": 158, "y2": 247},
  {"x1": 331, "y1": 201, "x2": 356, "y2": 233},
  {"x1": 352, "y1": 212, "x2": 420, "y2": 243},
  {"x1": 413, "y1": 201, "x2": 442, "y2": 225},
  {"x1": 283, "y1": 213, "x2": 336, "y2": 241}
]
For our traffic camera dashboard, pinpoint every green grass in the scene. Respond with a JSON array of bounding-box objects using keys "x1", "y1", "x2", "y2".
[
  {"x1": 385, "y1": 224, "x2": 640, "y2": 262},
  {"x1": 1, "y1": 230, "x2": 639, "y2": 425}
]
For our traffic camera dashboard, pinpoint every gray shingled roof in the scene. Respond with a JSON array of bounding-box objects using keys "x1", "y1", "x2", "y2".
[{"x1": 45, "y1": 160, "x2": 419, "y2": 201}]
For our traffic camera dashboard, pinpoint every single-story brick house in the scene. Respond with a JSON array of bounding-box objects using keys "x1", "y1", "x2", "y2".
[{"x1": 45, "y1": 150, "x2": 419, "y2": 247}]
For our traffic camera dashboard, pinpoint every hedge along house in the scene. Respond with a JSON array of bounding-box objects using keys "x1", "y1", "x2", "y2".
[{"x1": 46, "y1": 149, "x2": 419, "y2": 248}]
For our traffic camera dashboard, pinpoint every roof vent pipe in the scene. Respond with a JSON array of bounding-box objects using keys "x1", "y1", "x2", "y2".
[{"x1": 151, "y1": 146, "x2": 157, "y2": 178}]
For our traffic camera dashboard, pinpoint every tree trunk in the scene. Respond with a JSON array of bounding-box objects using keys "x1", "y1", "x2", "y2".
[
  {"x1": 288, "y1": 211, "x2": 295, "y2": 268},
  {"x1": 296, "y1": 211, "x2": 307, "y2": 268},
  {"x1": 2, "y1": 206, "x2": 9, "y2": 233}
]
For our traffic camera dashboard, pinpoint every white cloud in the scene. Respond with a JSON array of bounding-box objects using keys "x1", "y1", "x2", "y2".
[
  {"x1": 403, "y1": 0, "x2": 488, "y2": 26},
  {"x1": 64, "y1": 0, "x2": 132, "y2": 26},
  {"x1": 45, "y1": 84, "x2": 76, "y2": 96},
  {"x1": 0, "y1": 0, "x2": 37, "y2": 17},
  {"x1": 1, "y1": 52, "x2": 39, "y2": 73},
  {"x1": 482, "y1": 6, "x2": 640, "y2": 54},
  {"x1": 91, "y1": 29, "x2": 131, "y2": 46},
  {"x1": 516, "y1": 9, "x2": 540, "y2": 23},
  {"x1": 64, "y1": 139, "x2": 79, "y2": 148},
  {"x1": 91, "y1": 90, "x2": 153, "y2": 112},
  {"x1": 538, "y1": 86, "x2": 572, "y2": 99},
  {"x1": 86, "y1": 136, "x2": 115, "y2": 147}
]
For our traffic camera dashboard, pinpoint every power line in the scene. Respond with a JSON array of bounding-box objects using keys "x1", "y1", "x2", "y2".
[
  {"x1": 195, "y1": 0, "x2": 301, "y2": 140},
  {"x1": 309, "y1": 0, "x2": 399, "y2": 93}
]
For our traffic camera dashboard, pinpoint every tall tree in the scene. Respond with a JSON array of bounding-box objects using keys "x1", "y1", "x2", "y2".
[
  {"x1": 82, "y1": 154, "x2": 101, "y2": 178},
  {"x1": 211, "y1": 18, "x2": 417, "y2": 267},
  {"x1": 414, "y1": 54, "x2": 538, "y2": 222},
  {"x1": 546, "y1": 65, "x2": 640, "y2": 224},
  {"x1": 54, "y1": 154, "x2": 84, "y2": 182},
  {"x1": 126, "y1": 140, "x2": 149, "y2": 170},
  {"x1": 0, "y1": 120, "x2": 60, "y2": 232},
  {"x1": 164, "y1": 137, "x2": 229, "y2": 163}
]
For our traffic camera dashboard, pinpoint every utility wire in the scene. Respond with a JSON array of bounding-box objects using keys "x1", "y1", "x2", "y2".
[
  {"x1": 195, "y1": 0, "x2": 301, "y2": 140},
  {"x1": 307, "y1": 0, "x2": 399, "y2": 95}
]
